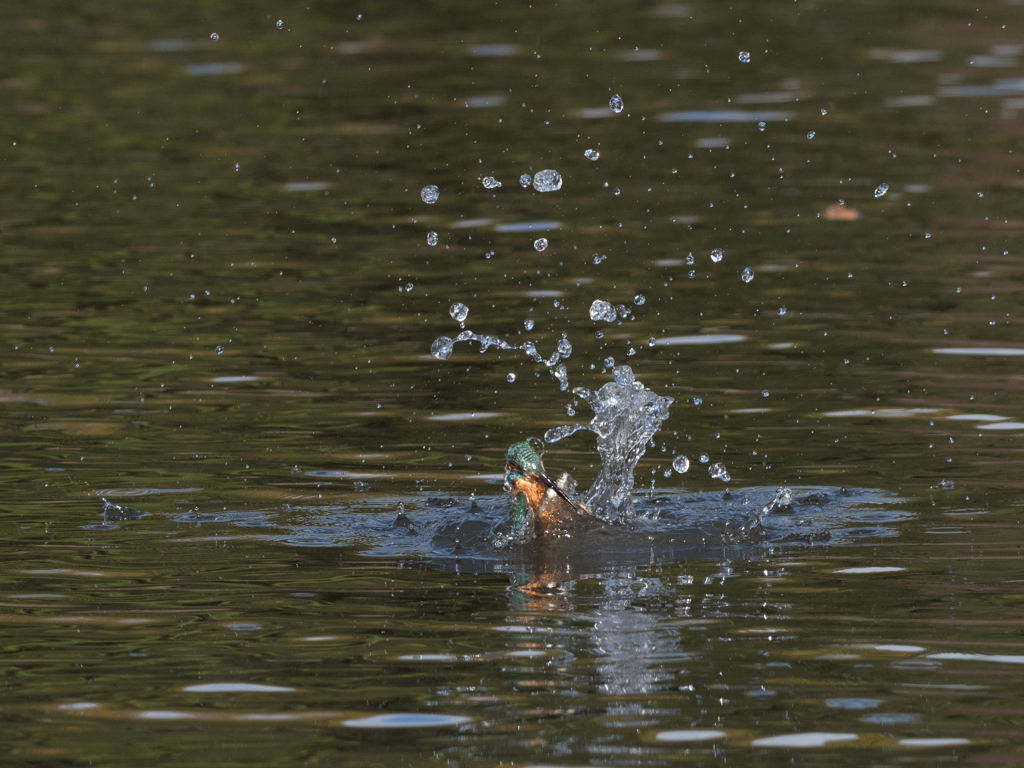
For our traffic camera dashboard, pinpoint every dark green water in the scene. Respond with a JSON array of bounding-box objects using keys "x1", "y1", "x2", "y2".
[{"x1": 3, "y1": 0, "x2": 1024, "y2": 764}]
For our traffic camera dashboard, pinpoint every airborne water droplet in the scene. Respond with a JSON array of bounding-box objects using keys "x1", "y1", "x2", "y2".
[
  {"x1": 738, "y1": 51, "x2": 751, "y2": 63},
  {"x1": 420, "y1": 185, "x2": 439, "y2": 204},
  {"x1": 507, "y1": 373, "x2": 516, "y2": 383},
  {"x1": 532, "y1": 169, "x2": 562, "y2": 192},
  {"x1": 482, "y1": 176, "x2": 502, "y2": 189},
  {"x1": 449, "y1": 302, "x2": 469, "y2": 322},
  {"x1": 874, "y1": 183, "x2": 889, "y2": 198},
  {"x1": 711, "y1": 248, "x2": 724, "y2": 263},
  {"x1": 693, "y1": 396, "x2": 703, "y2": 405},
  {"x1": 807, "y1": 131, "x2": 815, "y2": 140},
  {"x1": 778, "y1": 306, "x2": 787, "y2": 316},
  {"x1": 821, "y1": 108, "x2": 828, "y2": 115},
  {"x1": 709, "y1": 462, "x2": 731, "y2": 482},
  {"x1": 609, "y1": 94, "x2": 624, "y2": 113},
  {"x1": 762, "y1": 389, "x2": 769, "y2": 397},
  {"x1": 210, "y1": 32, "x2": 219, "y2": 41},
  {"x1": 699, "y1": 453, "x2": 710, "y2": 464},
  {"x1": 427, "y1": 231, "x2": 438, "y2": 246},
  {"x1": 431, "y1": 336, "x2": 454, "y2": 360},
  {"x1": 672, "y1": 455, "x2": 690, "y2": 473},
  {"x1": 758, "y1": 121, "x2": 766, "y2": 132},
  {"x1": 589, "y1": 299, "x2": 617, "y2": 322},
  {"x1": 534, "y1": 238, "x2": 549, "y2": 251},
  {"x1": 276, "y1": 20, "x2": 284, "y2": 29},
  {"x1": 519, "y1": 173, "x2": 531, "y2": 188},
  {"x1": 584, "y1": 149, "x2": 600, "y2": 161},
  {"x1": 524, "y1": 318, "x2": 534, "y2": 331},
  {"x1": 216, "y1": 345, "x2": 224, "y2": 355},
  {"x1": 741, "y1": 267, "x2": 754, "y2": 283}
]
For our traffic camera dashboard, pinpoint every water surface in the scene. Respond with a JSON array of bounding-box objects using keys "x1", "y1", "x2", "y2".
[{"x1": 2, "y1": 0, "x2": 1024, "y2": 764}]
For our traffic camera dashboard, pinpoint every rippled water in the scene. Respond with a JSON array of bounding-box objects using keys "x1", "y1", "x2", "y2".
[{"x1": 4, "y1": 0, "x2": 1024, "y2": 764}]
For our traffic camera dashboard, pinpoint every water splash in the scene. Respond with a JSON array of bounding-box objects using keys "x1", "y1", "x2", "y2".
[
  {"x1": 544, "y1": 365, "x2": 673, "y2": 521},
  {"x1": 430, "y1": 329, "x2": 575, "y2": 390}
]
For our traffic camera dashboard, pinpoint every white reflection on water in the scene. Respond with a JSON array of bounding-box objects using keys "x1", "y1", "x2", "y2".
[
  {"x1": 825, "y1": 698, "x2": 881, "y2": 710},
  {"x1": 751, "y1": 732, "x2": 858, "y2": 747},
  {"x1": 494, "y1": 221, "x2": 562, "y2": 232},
  {"x1": 945, "y1": 414, "x2": 1008, "y2": 421},
  {"x1": 933, "y1": 347, "x2": 1024, "y2": 355},
  {"x1": 283, "y1": 182, "x2": 330, "y2": 192},
  {"x1": 656, "y1": 729, "x2": 727, "y2": 741},
  {"x1": 833, "y1": 566, "x2": 905, "y2": 574},
  {"x1": 900, "y1": 738, "x2": 971, "y2": 747},
  {"x1": 928, "y1": 652, "x2": 1024, "y2": 664},
  {"x1": 427, "y1": 412, "x2": 503, "y2": 422},
  {"x1": 341, "y1": 713, "x2": 472, "y2": 728},
  {"x1": 824, "y1": 409, "x2": 940, "y2": 418},
  {"x1": 978, "y1": 422, "x2": 1024, "y2": 430},
  {"x1": 658, "y1": 334, "x2": 746, "y2": 346},
  {"x1": 182, "y1": 683, "x2": 295, "y2": 693},
  {"x1": 137, "y1": 711, "x2": 198, "y2": 720}
]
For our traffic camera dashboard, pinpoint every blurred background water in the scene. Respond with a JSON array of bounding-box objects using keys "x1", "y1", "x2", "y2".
[{"x1": 3, "y1": 0, "x2": 1024, "y2": 764}]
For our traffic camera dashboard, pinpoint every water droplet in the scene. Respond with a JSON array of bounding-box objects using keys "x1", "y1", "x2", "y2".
[
  {"x1": 648, "y1": 337, "x2": 656, "y2": 347},
  {"x1": 685, "y1": 253, "x2": 695, "y2": 266},
  {"x1": 216, "y1": 345, "x2": 224, "y2": 355},
  {"x1": 507, "y1": 373, "x2": 516, "y2": 383},
  {"x1": 777, "y1": 306, "x2": 787, "y2": 316},
  {"x1": 710, "y1": 248, "x2": 724, "y2": 263},
  {"x1": 672, "y1": 455, "x2": 690, "y2": 473},
  {"x1": 688, "y1": 270, "x2": 696, "y2": 279},
  {"x1": 584, "y1": 149, "x2": 600, "y2": 161},
  {"x1": 709, "y1": 462, "x2": 731, "y2": 482},
  {"x1": 532, "y1": 169, "x2": 562, "y2": 192},
  {"x1": 633, "y1": 294, "x2": 647, "y2": 307},
  {"x1": 427, "y1": 231, "x2": 438, "y2": 246},
  {"x1": 534, "y1": 238, "x2": 549, "y2": 252},
  {"x1": 431, "y1": 337, "x2": 454, "y2": 360},
  {"x1": 449, "y1": 302, "x2": 469, "y2": 322},
  {"x1": 874, "y1": 183, "x2": 889, "y2": 198},
  {"x1": 844, "y1": 358, "x2": 850, "y2": 364},
  {"x1": 210, "y1": 32, "x2": 219, "y2": 41},
  {"x1": 977, "y1": 192, "x2": 984, "y2": 198},
  {"x1": 627, "y1": 347, "x2": 636, "y2": 356},
  {"x1": 758, "y1": 121, "x2": 766, "y2": 131},
  {"x1": 738, "y1": 51, "x2": 751, "y2": 63},
  {"x1": 699, "y1": 453, "x2": 710, "y2": 463},
  {"x1": 609, "y1": 94, "x2": 624, "y2": 113},
  {"x1": 405, "y1": 283, "x2": 414, "y2": 292},
  {"x1": 821, "y1": 108, "x2": 828, "y2": 115},
  {"x1": 762, "y1": 389, "x2": 769, "y2": 397},
  {"x1": 741, "y1": 267, "x2": 754, "y2": 283},
  {"x1": 524, "y1": 318, "x2": 535, "y2": 331},
  {"x1": 276, "y1": 19, "x2": 284, "y2": 29},
  {"x1": 592, "y1": 253, "x2": 607, "y2": 264},
  {"x1": 234, "y1": 163, "x2": 240, "y2": 171},
  {"x1": 589, "y1": 300, "x2": 617, "y2": 322},
  {"x1": 519, "y1": 173, "x2": 531, "y2": 188},
  {"x1": 420, "y1": 185, "x2": 439, "y2": 204},
  {"x1": 482, "y1": 176, "x2": 502, "y2": 189},
  {"x1": 613, "y1": 187, "x2": 621, "y2": 196},
  {"x1": 807, "y1": 131, "x2": 815, "y2": 140},
  {"x1": 693, "y1": 396, "x2": 703, "y2": 405},
  {"x1": 557, "y1": 336, "x2": 573, "y2": 356}
]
